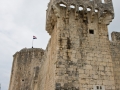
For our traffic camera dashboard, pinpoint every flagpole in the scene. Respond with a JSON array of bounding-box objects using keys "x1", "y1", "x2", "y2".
[
  {"x1": 0, "y1": 83, "x2": 1, "y2": 90},
  {"x1": 32, "y1": 36, "x2": 37, "y2": 48},
  {"x1": 32, "y1": 39, "x2": 34, "y2": 48}
]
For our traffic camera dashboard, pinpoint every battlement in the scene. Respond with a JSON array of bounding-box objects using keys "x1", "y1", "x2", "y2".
[
  {"x1": 46, "y1": 0, "x2": 114, "y2": 35},
  {"x1": 111, "y1": 32, "x2": 120, "y2": 42},
  {"x1": 9, "y1": 48, "x2": 45, "y2": 90},
  {"x1": 13, "y1": 48, "x2": 44, "y2": 57},
  {"x1": 50, "y1": 0, "x2": 114, "y2": 13}
]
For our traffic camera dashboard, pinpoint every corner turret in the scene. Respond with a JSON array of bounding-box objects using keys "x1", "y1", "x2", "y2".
[{"x1": 9, "y1": 48, "x2": 44, "y2": 90}]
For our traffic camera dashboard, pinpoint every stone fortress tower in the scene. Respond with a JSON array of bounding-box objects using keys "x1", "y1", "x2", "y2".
[
  {"x1": 9, "y1": 48, "x2": 44, "y2": 90},
  {"x1": 9, "y1": 0, "x2": 120, "y2": 90}
]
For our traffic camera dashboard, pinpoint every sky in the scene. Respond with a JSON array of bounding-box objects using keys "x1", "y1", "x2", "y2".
[{"x1": 0, "y1": 0, "x2": 119, "y2": 90}]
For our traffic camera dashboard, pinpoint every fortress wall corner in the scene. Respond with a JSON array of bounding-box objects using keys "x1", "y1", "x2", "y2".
[{"x1": 111, "y1": 32, "x2": 120, "y2": 90}]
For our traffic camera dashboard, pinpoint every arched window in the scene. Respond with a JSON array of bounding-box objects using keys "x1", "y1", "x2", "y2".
[
  {"x1": 87, "y1": 7, "x2": 91, "y2": 11},
  {"x1": 70, "y1": 5, "x2": 75, "y2": 9},
  {"x1": 59, "y1": 4, "x2": 66, "y2": 7},
  {"x1": 79, "y1": 6, "x2": 83, "y2": 11}
]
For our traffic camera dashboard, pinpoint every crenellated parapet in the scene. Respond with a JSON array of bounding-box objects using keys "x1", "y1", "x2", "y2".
[
  {"x1": 14, "y1": 48, "x2": 44, "y2": 57},
  {"x1": 111, "y1": 32, "x2": 120, "y2": 42},
  {"x1": 46, "y1": 0, "x2": 114, "y2": 35}
]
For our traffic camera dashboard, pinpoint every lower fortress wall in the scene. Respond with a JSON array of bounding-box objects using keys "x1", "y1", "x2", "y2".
[
  {"x1": 111, "y1": 32, "x2": 120, "y2": 90},
  {"x1": 36, "y1": 23, "x2": 58, "y2": 90},
  {"x1": 37, "y1": 39, "x2": 55, "y2": 90}
]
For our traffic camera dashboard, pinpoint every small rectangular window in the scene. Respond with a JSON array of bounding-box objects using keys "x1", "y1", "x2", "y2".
[
  {"x1": 89, "y1": 29, "x2": 94, "y2": 34},
  {"x1": 94, "y1": 85, "x2": 105, "y2": 90},
  {"x1": 97, "y1": 86, "x2": 99, "y2": 89}
]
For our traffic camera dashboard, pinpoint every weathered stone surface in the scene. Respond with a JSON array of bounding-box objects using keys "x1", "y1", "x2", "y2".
[
  {"x1": 111, "y1": 32, "x2": 120, "y2": 90},
  {"x1": 9, "y1": 48, "x2": 44, "y2": 90}
]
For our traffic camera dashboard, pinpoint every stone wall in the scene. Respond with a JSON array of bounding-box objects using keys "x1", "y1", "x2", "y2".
[
  {"x1": 111, "y1": 32, "x2": 120, "y2": 90},
  {"x1": 36, "y1": 23, "x2": 59, "y2": 90},
  {"x1": 9, "y1": 48, "x2": 44, "y2": 90}
]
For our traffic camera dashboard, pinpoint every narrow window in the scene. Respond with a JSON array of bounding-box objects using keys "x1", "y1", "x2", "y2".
[
  {"x1": 94, "y1": 85, "x2": 104, "y2": 90},
  {"x1": 67, "y1": 37, "x2": 71, "y2": 49},
  {"x1": 97, "y1": 86, "x2": 99, "y2": 89},
  {"x1": 89, "y1": 29, "x2": 94, "y2": 34}
]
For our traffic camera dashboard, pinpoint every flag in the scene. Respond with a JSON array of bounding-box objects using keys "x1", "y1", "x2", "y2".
[{"x1": 33, "y1": 36, "x2": 37, "y2": 39}]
